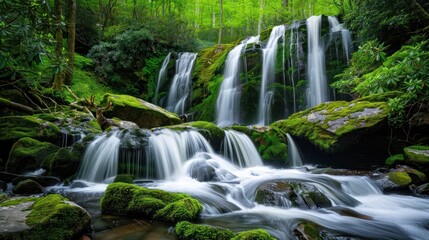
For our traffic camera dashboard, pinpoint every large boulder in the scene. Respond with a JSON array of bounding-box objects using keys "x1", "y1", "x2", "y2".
[
  {"x1": 6, "y1": 137, "x2": 59, "y2": 174},
  {"x1": 100, "y1": 182, "x2": 202, "y2": 223},
  {"x1": 0, "y1": 194, "x2": 91, "y2": 240},
  {"x1": 12, "y1": 179, "x2": 43, "y2": 195},
  {"x1": 102, "y1": 93, "x2": 181, "y2": 129},
  {"x1": 0, "y1": 116, "x2": 61, "y2": 143},
  {"x1": 271, "y1": 101, "x2": 390, "y2": 168},
  {"x1": 404, "y1": 145, "x2": 429, "y2": 167}
]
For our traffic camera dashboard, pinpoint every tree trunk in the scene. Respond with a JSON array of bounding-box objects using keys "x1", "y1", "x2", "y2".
[
  {"x1": 65, "y1": 0, "x2": 76, "y2": 86},
  {"x1": 218, "y1": 0, "x2": 223, "y2": 45},
  {"x1": 52, "y1": 0, "x2": 64, "y2": 91}
]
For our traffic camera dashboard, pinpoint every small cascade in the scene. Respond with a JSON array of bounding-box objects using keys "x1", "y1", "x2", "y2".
[
  {"x1": 147, "y1": 129, "x2": 214, "y2": 179},
  {"x1": 216, "y1": 36, "x2": 259, "y2": 127},
  {"x1": 328, "y1": 16, "x2": 352, "y2": 63},
  {"x1": 286, "y1": 133, "x2": 303, "y2": 167},
  {"x1": 154, "y1": 53, "x2": 172, "y2": 106},
  {"x1": 287, "y1": 21, "x2": 305, "y2": 113},
  {"x1": 77, "y1": 131, "x2": 121, "y2": 183},
  {"x1": 306, "y1": 15, "x2": 329, "y2": 108},
  {"x1": 222, "y1": 130, "x2": 263, "y2": 168},
  {"x1": 257, "y1": 25, "x2": 286, "y2": 125},
  {"x1": 166, "y1": 52, "x2": 197, "y2": 115}
]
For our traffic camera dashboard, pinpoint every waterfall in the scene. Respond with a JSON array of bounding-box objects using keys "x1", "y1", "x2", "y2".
[
  {"x1": 216, "y1": 36, "x2": 259, "y2": 127},
  {"x1": 288, "y1": 21, "x2": 303, "y2": 113},
  {"x1": 257, "y1": 25, "x2": 286, "y2": 125},
  {"x1": 222, "y1": 130, "x2": 263, "y2": 168},
  {"x1": 147, "y1": 129, "x2": 214, "y2": 179},
  {"x1": 306, "y1": 15, "x2": 329, "y2": 108},
  {"x1": 77, "y1": 131, "x2": 121, "y2": 183},
  {"x1": 166, "y1": 52, "x2": 197, "y2": 115},
  {"x1": 328, "y1": 16, "x2": 352, "y2": 63},
  {"x1": 286, "y1": 133, "x2": 303, "y2": 167},
  {"x1": 154, "y1": 53, "x2": 172, "y2": 106}
]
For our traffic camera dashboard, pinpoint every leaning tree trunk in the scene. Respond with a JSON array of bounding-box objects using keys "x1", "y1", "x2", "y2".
[{"x1": 65, "y1": 0, "x2": 76, "y2": 86}]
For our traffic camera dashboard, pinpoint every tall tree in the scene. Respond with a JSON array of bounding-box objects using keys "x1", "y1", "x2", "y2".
[
  {"x1": 218, "y1": 0, "x2": 223, "y2": 45},
  {"x1": 65, "y1": 0, "x2": 77, "y2": 86},
  {"x1": 52, "y1": 0, "x2": 64, "y2": 91}
]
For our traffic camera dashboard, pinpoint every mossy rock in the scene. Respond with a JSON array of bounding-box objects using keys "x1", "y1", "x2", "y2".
[
  {"x1": 100, "y1": 182, "x2": 202, "y2": 222},
  {"x1": 0, "y1": 194, "x2": 91, "y2": 240},
  {"x1": 6, "y1": 137, "x2": 59, "y2": 174},
  {"x1": 175, "y1": 221, "x2": 235, "y2": 240},
  {"x1": 231, "y1": 229, "x2": 275, "y2": 240},
  {"x1": 229, "y1": 126, "x2": 287, "y2": 165},
  {"x1": 42, "y1": 147, "x2": 83, "y2": 179},
  {"x1": 293, "y1": 222, "x2": 322, "y2": 240},
  {"x1": 101, "y1": 93, "x2": 181, "y2": 129},
  {"x1": 165, "y1": 121, "x2": 225, "y2": 148},
  {"x1": 0, "y1": 116, "x2": 61, "y2": 142},
  {"x1": 385, "y1": 154, "x2": 405, "y2": 166},
  {"x1": 113, "y1": 174, "x2": 135, "y2": 183},
  {"x1": 12, "y1": 179, "x2": 43, "y2": 195},
  {"x1": 387, "y1": 172, "x2": 412, "y2": 187},
  {"x1": 255, "y1": 180, "x2": 332, "y2": 209},
  {"x1": 404, "y1": 145, "x2": 429, "y2": 166},
  {"x1": 271, "y1": 101, "x2": 388, "y2": 152}
]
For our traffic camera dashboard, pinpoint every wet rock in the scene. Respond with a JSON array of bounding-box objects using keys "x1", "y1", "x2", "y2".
[
  {"x1": 413, "y1": 183, "x2": 429, "y2": 196},
  {"x1": 102, "y1": 93, "x2": 181, "y2": 129},
  {"x1": 1, "y1": 172, "x2": 61, "y2": 187},
  {"x1": 12, "y1": 179, "x2": 43, "y2": 195},
  {"x1": 69, "y1": 181, "x2": 90, "y2": 189},
  {"x1": 271, "y1": 101, "x2": 388, "y2": 152},
  {"x1": 113, "y1": 174, "x2": 135, "y2": 183},
  {"x1": 175, "y1": 221, "x2": 235, "y2": 240},
  {"x1": 404, "y1": 145, "x2": 429, "y2": 167},
  {"x1": 385, "y1": 154, "x2": 405, "y2": 166},
  {"x1": 255, "y1": 181, "x2": 332, "y2": 209},
  {"x1": 293, "y1": 222, "x2": 321, "y2": 240},
  {"x1": 374, "y1": 165, "x2": 427, "y2": 191},
  {"x1": 0, "y1": 194, "x2": 91, "y2": 240},
  {"x1": 0, "y1": 116, "x2": 61, "y2": 143},
  {"x1": 188, "y1": 162, "x2": 217, "y2": 182}
]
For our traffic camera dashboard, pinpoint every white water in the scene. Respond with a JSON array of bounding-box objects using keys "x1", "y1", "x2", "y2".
[
  {"x1": 306, "y1": 15, "x2": 329, "y2": 108},
  {"x1": 216, "y1": 36, "x2": 259, "y2": 127},
  {"x1": 257, "y1": 25, "x2": 286, "y2": 125},
  {"x1": 286, "y1": 133, "x2": 303, "y2": 167},
  {"x1": 154, "y1": 53, "x2": 172, "y2": 106},
  {"x1": 66, "y1": 127, "x2": 429, "y2": 239},
  {"x1": 166, "y1": 52, "x2": 197, "y2": 115},
  {"x1": 328, "y1": 16, "x2": 353, "y2": 63},
  {"x1": 223, "y1": 130, "x2": 263, "y2": 168},
  {"x1": 77, "y1": 131, "x2": 121, "y2": 183}
]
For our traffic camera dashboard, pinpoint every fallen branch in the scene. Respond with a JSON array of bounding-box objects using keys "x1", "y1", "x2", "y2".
[{"x1": 0, "y1": 97, "x2": 35, "y2": 114}]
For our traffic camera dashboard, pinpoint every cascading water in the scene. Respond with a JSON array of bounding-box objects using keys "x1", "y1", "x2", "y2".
[
  {"x1": 328, "y1": 16, "x2": 353, "y2": 63},
  {"x1": 306, "y1": 15, "x2": 329, "y2": 108},
  {"x1": 147, "y1": 128, "x2": 214, "y2": 179},
  {"x1": 257, "y1": 25, "x2": 286, "y2": 125},
  {"x1": 154, "y1": 53, "x2": 172, "y2": 106},
  {"x1": 222, "y1": 130, "x2": 263, "y2": 168},
  {"x1": 77, "y1": 131, "x2": 121, "y2": 183},
  {"x1": 286, "y1": 133, "x2": 303, "y2": 167},
  {"x1": 216, "y1": 36, "x2": 259, "y2": 127},
  {"x1": 166, "y1": 52, "x2": 197, "y2": 115}
]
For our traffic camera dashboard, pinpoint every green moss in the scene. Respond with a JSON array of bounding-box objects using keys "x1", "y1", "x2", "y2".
[
  {"x1": 102, "y1": 93, "x2": 181, "y2": 128},
  {"x1": 114, "y1": 174, "x2": 135, "y2": 183},
  {"x1": 6, "y1": 137, "x2": 59, "y2": 174},
  {"x1": 353, "y1": 91, "x2": 402, "y2": 102},
  {"x1": 191, "y1": 44, "x2": 235, "y2": 121},
  {"x1": 385, "y1": 154, "x2": 405, "y2": 166},
  {"x1": 175, "y1": 221, "x2": 235, "y2": 240},
  {"x1": 271, "y1": 101, "x2": 388, "y2": 152},
  {"x1": 166, "y1": 121, "x2": 225, "y2": 140},
  {"x1": 0, "y1": 116, "x2": 61, "y2": 142},
  {"x1": 12, "y1": 179, "x2": 43, "y2": 195},
  {"x1": 41, "y1": 147, "x2": 82, "y2": 179},
  {"x1": 24, "y1": 194, "x2": 91, "y2": 240},
  {"x1": 0, "y1": 197, "x2": 39, "y2": 207},
  {"x1": 259, "y1": 27, "x2": 273, "y2": 42},
  {"x1": 231, "y1": 229, "x2": 275, "y2": 240},
  {"x1": 404, "y1": 145, "x2": 429, "y2": 165},
  {"x1": 0, "y1": 193, "x2": 7, "y2": 203},
  {"x1": 293, "y1": 222, "x2": 322, "y2": 240},
  {"x1": 101, "y1": 183, "x2": 202, "y2": 223},
  {"x1": 387, "y1": 172, "x2": 412, "y2": 186}
]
